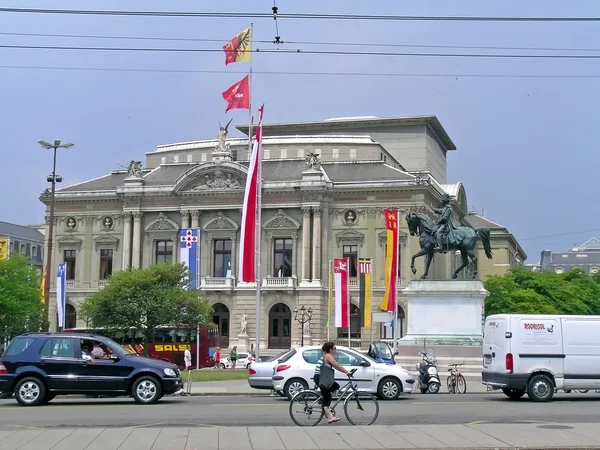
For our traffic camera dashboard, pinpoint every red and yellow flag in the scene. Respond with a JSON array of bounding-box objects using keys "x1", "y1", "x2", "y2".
[
  {"x1": 223, "y1": 26, "x2": 252, "y2": 65},
  {"x1": 379, "y1": 210, "x2": 399, "y2": 312},
  {"x1": 40, "y1": 270, "x2": 46, "y2": 304}
]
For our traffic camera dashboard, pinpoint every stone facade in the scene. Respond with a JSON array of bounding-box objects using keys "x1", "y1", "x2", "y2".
[{"x1": 40, "y1": 115, "x2": 523, "y2": 350}]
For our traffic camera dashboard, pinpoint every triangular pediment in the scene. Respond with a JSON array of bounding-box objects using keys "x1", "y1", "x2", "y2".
[
  {"x1": 93, "y1": 234, "x2": 120, "y2": 250},
  {"x1": 264, "y1": 210, "x2": 300, "y2": 230},
  {"x1": 173, "y1": 161, "x2": 248, "y2": 192},
  {"x1": 335, "y1": 229, "x2": 365, "y2": 246},
  {"x1": 378, "y1": 229, "x2": 407, "y2": 245},
  {"x1": 578, "y1": 237, "x2": 600, "y2": 251},
  {"x1": 57, "y1": 235, "x2": 83, "y2": 249},
  {"x1": 145, "y1": 212, "x2": 179, "y2": 232},
  {"x1": 203, "y1": 212, "x2": 239, "y2": 231}
]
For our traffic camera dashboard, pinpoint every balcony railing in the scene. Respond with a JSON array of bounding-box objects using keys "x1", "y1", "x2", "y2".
[
  {"x1": 66, "y1": 281, "x2": 75, "y2": 288},
  {"x1": 98, "y1": 280, "x2": 108, "y2": 288},
  {"x1": 349, "y1": 278, "x2": 358, "y2": 288},
  {"x1": 336, "y1": 338, "x2": 363, "y2": 349},
  {"x1": 262, "y1": 276, "x2": 297, "y2": 289},
  {"x1": 201, "y1": 277, "x2": 234, "y2": 290}
]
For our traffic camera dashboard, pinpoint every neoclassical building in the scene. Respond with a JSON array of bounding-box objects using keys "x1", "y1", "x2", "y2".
[{"x1": 41, "y1": 115, "x2": 523, "y2": 350}]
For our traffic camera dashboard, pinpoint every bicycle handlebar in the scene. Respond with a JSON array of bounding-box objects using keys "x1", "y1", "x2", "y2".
[{"x1": 348, "y1": 368, "x2": 357, "y2": 377}]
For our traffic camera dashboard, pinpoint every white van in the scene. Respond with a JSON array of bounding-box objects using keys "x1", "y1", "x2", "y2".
[{"x1": 482, "y1": 314, "x2": 600, "y2": 402}]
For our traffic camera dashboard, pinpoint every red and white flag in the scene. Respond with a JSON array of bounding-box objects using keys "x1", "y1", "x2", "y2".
[
  {"x1": 222, "y1": 75, "x2": 250, "y2": 112},
  {"x1": 238, "y1": 105, "x2": 264, "y2": 283},
  {"x1": 334, "y1": 258, "x2": 349, "y2": 328}
]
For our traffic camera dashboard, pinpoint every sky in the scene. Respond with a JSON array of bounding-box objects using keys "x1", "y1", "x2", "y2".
[{"x1": 1, "y1": 0, "x2": 600, "y2": 263}]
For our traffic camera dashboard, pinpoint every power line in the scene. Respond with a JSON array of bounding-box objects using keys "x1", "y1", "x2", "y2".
[
  {"x1": 521, "y1": 229, "x2": 600, "y2": 241},
  {"x1": 2, "y1": 64, "x2": 600, "y2": 79},
  {"x1": 1, "y1": 8, "x2": 599, "y2": 22},
  {"x1": 5, "y1": 31, "x2": 600, "y2": 53},
  {"x1": 4, "y1": 44, "x2": 600, "y2": 59}
]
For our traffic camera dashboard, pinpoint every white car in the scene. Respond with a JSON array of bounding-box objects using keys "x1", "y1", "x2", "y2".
[
  {"x1": 220, "y1": 352, "x2": 254, "y2": 369},
  {"x1": 272, "y1": 345, "x2": 415, "y2": 400}
]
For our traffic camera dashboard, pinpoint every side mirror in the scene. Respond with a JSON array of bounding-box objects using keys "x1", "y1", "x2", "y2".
[
  {"x1": 360, "y1": 361, "x2": 371, "y2": 367},
  {"x1": 394, "y1": 351, "x2": 399, "y2": 356}
]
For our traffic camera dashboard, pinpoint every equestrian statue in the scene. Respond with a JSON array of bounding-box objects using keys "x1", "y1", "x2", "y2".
[{"x1": 405, "y1": 194, "x2": 493, "y2": 280}]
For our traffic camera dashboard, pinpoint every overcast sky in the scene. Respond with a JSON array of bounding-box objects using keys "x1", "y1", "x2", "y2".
[{"x1": 1, "y1": 0, "x2": 599, "y2": 262}]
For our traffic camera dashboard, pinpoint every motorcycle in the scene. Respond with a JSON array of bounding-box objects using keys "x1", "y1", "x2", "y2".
[{"x1": 416, "y1": 349, "x2": 441, "y2": 394}]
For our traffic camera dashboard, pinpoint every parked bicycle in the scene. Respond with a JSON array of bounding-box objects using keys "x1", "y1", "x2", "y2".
[
  {"x1": 447, "y1": 363, "x2": 467, "y2": 394},
  {"x1": 289, "y1": 368, "x2": 379, "y2": 426}
]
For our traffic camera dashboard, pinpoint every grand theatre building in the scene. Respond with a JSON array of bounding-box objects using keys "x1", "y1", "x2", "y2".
[{"x1": 42, "y1": 115, "x2": 524, "y2": 350}]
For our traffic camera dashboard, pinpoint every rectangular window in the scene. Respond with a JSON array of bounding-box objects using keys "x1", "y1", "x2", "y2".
[
  {"x1": 232, "y1": 149, "x2": 238, "y2": 161},
  {"x1": 160, "y1": 156, "x2": 166, "y2": 164},
  {"x1": 213, "y1": 239, "x2": 232, "y2": 277},
  {"x1": 155, "y1": 240, "x2": 173, "y2": 264},
  {"x1": 343, "y1": 245, "x2": 358, "y2": 277},
  {"x1": 20, "y1": 244, "x2": 26, "y2": 255},
  {"x1": 297, "y1": 148, "x2": 305, "y2": 158},
  {"x1": 280, "y1": 148, "x2": 287, "y2": 159},
  {"x1": 64, "y1": 250, "x2": 76, "y2": 280},
  {"x1": 263, "y1": 149, "x2": 270, "y2": 159},
  {"x1": 40, "y1": 337, "x2": 77, "y2": 359},
  {"x1": 99, "y1": 249, "x2": 113, "y2": 279},
  {"x1": 32, "y1": 246, "x2": 38, "y2": 258},
  {"x1": 332, "y1": 148, "x2": 339, "y2": 160},
  {"x1": 187, "y1": 154, "x2": 193, "y2": 163},
  {"x1": 273, "y1": 238, "x2": 293, "y2": 277},
  {"x1": 201, "y1": 153, "x2": 207, "y2": 162},
  {"x1": 173, "y1": 155, "x2": 179, "y2": 163},
  {"x1": 314, "y1": 148, "x2": 322, "y2": 157},
  {"x1": 349, "y1": 148, "x2": 357, "y2": 160}
]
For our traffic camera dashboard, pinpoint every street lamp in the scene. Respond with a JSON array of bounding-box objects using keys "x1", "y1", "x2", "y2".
[
  {"x1": 39, "y1": 139, "x2": 74, "y2": 332},
  {"x1": 293, "y1": 305, "x2": 312, "y2": 347}
]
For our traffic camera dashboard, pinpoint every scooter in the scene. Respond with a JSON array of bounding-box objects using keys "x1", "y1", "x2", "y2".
[{"x1": 416, "y1": 350, "x2": 441, "y2": 394}]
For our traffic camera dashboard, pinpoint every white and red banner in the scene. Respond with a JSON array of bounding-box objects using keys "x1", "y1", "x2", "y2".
[
  {"x1": 238, "y1": 105, "x2": 265, "y2": 283},
  {"x1": 334, "y1": 258, "x2": 349, "y2": 328}
]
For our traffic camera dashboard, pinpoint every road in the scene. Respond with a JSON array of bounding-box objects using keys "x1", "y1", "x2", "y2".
[{"x1": 1, "y1": 391, "x2": 600, "y2": 429}]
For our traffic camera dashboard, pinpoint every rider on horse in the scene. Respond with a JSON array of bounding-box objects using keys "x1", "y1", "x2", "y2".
[{"x1": 433, "y1": 194, "x2": 457, "y2": 252}]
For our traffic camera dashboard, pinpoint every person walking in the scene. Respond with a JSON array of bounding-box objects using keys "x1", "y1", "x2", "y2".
[
  {"x1": 319, "y1": 342, "x2": 352, "y2": 424},
  {"x1": 230, "y1": 346, "x2": 238, "y2": 370},
  {"x1": 183, "y1": 344, "x2": 192, "y2": 395},
  {"x1": 213, "y1": 347, "x2": 221, "y2": 370}
]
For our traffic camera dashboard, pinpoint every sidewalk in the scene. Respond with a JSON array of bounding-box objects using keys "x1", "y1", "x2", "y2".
[{"x1": 2, "y1": 423, "x2": 600, "y2": 449}]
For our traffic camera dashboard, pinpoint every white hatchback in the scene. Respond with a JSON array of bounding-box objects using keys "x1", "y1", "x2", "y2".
[{"x1": 272, "y1": 345, "x2": 415, "y2": 400}]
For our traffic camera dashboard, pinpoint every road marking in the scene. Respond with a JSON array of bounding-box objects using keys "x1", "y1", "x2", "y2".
[
  {"x1": 6, "y1": 424, "x2": 44, "y2": 430},
  {"x1": 210, "y1": 403, "x2": 287, "y2": 407},
  {"x1": 127, "y1": 422, "x2": 167, "y2": 429},
  {"x1": 467, "y1": 420, "x2": 487, "y2": 424},
  {"x1": 0, "y1": 404, "x2": 153, "y2": 411},
  {"x1": 413, "y1": 401, "x2": 497, "y2": 405}
]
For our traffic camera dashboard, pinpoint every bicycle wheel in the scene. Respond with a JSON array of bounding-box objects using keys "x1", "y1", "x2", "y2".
[
  {"x1": 289, "y1": 391, "x2": 324, "y2": 427},
  {"x1": 456, "y1": 374, "x2": 467, "y2": 394},
  {"x1": 343, "y1": 391, "x2": 379, "y2": 426},
  {"x1": 446, "y1": 375, "x2": 454, "y2": 394}
]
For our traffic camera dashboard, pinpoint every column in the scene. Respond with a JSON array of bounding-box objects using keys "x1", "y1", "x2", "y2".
[
  {"x1": 131, "y1": 212, "x2": 143, "y2": 269},
  {"x1": 181, "y1": 210, "x2": 190, "y2": 229},
  {"x1": 230, "y1": 236, "x2": 237, "y2": 284},
  {"x1": 292, "y1": 234, "x2": 298, "y2": 280},
  {"x1": 312, "y1": 206, "x2": 322, "y2": 284},
  {"x1": 301, "y1": 206, "x2": 311, "y2": 284},
  {"x1": 122, "y1": 212, "x2": 132, "y2": 269},
  {"x1": 191, "y1": 210, "x2": 200, "y2": 229}
]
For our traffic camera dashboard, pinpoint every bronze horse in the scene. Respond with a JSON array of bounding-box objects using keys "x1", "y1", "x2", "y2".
[{"x1": 405, "y1": 212, "x2": 493, "y2": 280}]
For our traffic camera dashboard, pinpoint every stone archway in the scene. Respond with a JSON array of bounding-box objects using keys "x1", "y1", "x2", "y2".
[
  {"x1": 268, "y1": 303, "x2": 291, "y2": 349},
  {"x1": 212, "y1": 303, "x2": 230, "y2": 348}
]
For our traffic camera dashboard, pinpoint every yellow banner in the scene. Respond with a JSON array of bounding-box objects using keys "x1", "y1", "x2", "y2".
[
  {"x1": 0, "y1": 238, "x2": 8, "y2": 260},
  {"x1": 40, "y1": 270, "x2": 46, "y2": 304}
]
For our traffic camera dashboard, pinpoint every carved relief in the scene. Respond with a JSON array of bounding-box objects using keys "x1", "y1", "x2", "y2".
[
  {"x1": 342, "y1": 209, "x2": 359, "y2": 226},
  {"x1": 65, "y1": 217, "x2": 77, "y2": 231},
  {"x1": 335, "y1": 229, "x2": 365, "y2": 246},
  {"x1": 312, "y1": 206, "x2": 323, "y2": 217},
  {"x1": 302, "y1": 192, "x2": 322, "y2": 203},
  {"x1": 93, "y1": 234, "x2": 120, "y2": 250},
  {"x1": 192, "y1": 169, "x2": 243, "y2": 190},
  {"x1": 301, "y1": 206, "x2": 312, "y2": 218},
  {"x1": 264, "y1": 209, "x2": 300, "y2": 229},
  {"x1": 145, "y1": 212, "x2": 178, "y2": 231},
  {"x1": 57, "y1": 235, "x2": 83, "y2": 250},
  {"x1": 204, "y1": 211, "x2": 239, "y2": 230}
]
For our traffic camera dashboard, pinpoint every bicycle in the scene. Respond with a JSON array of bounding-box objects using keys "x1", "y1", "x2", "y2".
[
  {"x1": 447, "y1": 363, "x2": 467, "y2": 394},
  {"x1": 289, "y1": 368, "x2": 379, "y2": 426}
]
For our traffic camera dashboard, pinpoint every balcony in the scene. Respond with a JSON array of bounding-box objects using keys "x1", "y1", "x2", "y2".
[
  {"x1": 66, "y1": 281, "x2": 75, "y2": 289},
  {"x1": 201, "y1": 277, "x2": 234, "y2": 290},
  {"x1": 98, "y1": 280, "x2": 108, "y2": 288},
  {"x1": 262, "y1": 276, "x2": 297, "y2": 290},
  {"x1": 349, "y1": 278, "x2": 358, "y2": 288}
]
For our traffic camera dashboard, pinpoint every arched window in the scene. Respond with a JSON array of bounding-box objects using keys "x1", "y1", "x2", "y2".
[{"x1": 60, "y1": 304, "x2": 77, "y2": 329}]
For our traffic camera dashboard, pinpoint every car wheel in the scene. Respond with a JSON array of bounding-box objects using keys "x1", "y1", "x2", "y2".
[
  {"x1": 378, "y1": 377, "x2": 401, "y2": 400},
  {"x1": 502, "y1": 388, "x2": 525, "y2": 400},
  {"x1": 527, "y1": 374, "x2": 554, "y2": 402},
  {"x1": 15, "y1": 377, "x2": 46, "y2": 407},
  {"x1": 284, "y1": 378, "x2": 308, "y2": 400},
  {"x1": 220, "y1": 363, "x2": 226, "y2": 369},
  {"x1": 132, "y1": 376, "x2": 163, "y2": 404}
]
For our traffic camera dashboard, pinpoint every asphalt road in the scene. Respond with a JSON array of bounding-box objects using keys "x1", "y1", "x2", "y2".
[{"x1": 1, "y1": 392, "x2": 600, "y2": 429}]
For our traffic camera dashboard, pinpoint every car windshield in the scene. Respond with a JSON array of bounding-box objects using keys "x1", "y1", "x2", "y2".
[
  {"x1": 101, "y1": 337, "x2": 137, "y2": 356},
  {"x1": 374, "y1": 343, "x2": 393, "y2": 359}
]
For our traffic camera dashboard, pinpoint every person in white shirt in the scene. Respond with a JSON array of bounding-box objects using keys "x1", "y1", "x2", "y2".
[{"x1": 183, "y1": 344, "x2": 192, "y2": 395}]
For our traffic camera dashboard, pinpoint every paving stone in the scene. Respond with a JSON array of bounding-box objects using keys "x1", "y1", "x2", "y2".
[
  {"x1": 360, "y1": 425, "x2": 416, "y2": 449},
  {"x1": 304, "y1": 427, "x2": 350, "y2": 449},
  {"x1": 248, "y1": 427, "x2": 285, "y2": 449},
  {"x1": 186, "y1": 427, "x2": 219, "y2": 449},
  {"x1": 118, "y1": 427, "x2": 161, "y2": 450},
  {"x1": 218, "y1": 426, "x2": 251, "y2": 450},
  {"x1": 151, "y1": 427, "x2": 191, "y2": 450},
  {"x1": 85, "y1": 428, "x2": 132, "y2": 450},
  {"x1": 273, "y1": 426, "x2": 319, "y2": 450},
  {"x1": 18, "y1": 428, "x2": 75, "y2": 450},
  {"x1": 0, "y1": 429, "x2": 45, "y2": 450},
  {"x1": 388, "y1": 425, "x2": 446, "y2": 448}
]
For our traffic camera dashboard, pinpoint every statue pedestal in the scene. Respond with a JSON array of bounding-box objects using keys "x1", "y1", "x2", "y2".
[
  {"x1": 399, "y1": 280, "x2": 488, "y2": 348},
  {"x1": 235, "y1": 334, "x2": 250, "y2": 352},
  {"x1": 302, "y1": 334, "x2": 312, "y2": 346}
]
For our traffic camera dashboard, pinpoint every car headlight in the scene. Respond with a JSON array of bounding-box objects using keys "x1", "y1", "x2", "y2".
[{"x1": 164, "y1": 368, "x2": 177, "y2": 377}]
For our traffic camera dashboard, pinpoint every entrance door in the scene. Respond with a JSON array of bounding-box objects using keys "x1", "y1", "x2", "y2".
[
  {"x1": 212, "y1": 303, "x2": 230, "y2": 348},
  {"x1": 268, "y1": 303, "x2": 291, "y2": 349}
]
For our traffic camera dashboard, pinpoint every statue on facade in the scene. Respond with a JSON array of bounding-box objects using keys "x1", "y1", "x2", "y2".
[
  {"x1": 240, "y1": 313, "x2": 248, "y2": 335},
  {"x1": 127, "y1": 160, "x2": 143, "y2": 178},
  {"x1": 405, "y1": 196, "x2": 494, "y2": 280},
  {"x1": 215, "y1": 119, "x2": 233, "y2": 152},
  {"x1": 305, "y1": 152, "x2": 321, "y2": 171}
]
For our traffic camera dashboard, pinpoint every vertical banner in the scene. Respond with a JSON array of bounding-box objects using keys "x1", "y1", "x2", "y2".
[
  {"x1": 0, "y1": 238, "x2": 8, "y2": 260},
  {"x1": 334, "y1": 258, "x2": 349, "y2": 328},
  {"x1": 379, "y1": 210, "x2": 399, "y2": 313},
  {"x1": 40, "y1": 270, "x2": 46, "y2": 304},
  {"x1": 56, "y1": 263, "x2": 66, "y2": 328},
  {"x1": 359, "y1": 258, "x2": 372, "y2": 328},
  {"x1": 180, "y1": 229, "x2": 199, "y2": 288}
]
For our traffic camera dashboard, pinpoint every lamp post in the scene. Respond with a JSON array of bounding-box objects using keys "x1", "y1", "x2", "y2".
[
  {"x1": 293, "y1": 305, "x2": 312, "y2": 348},
  {"x1": 39, "y1": 139, "x2": 74, "y2": 331}
]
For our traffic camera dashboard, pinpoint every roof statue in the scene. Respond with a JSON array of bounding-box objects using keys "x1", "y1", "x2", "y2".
[
  {"x1": 406, "y1": 195, "x2": 494, "y2": 280},
  {"x1": 127, "y1": 160, "x2": 143, "y2": 178},
  {"x1": 304, "y1": 152, "x2": 321, "y2": 171},
  {"x1": 215, "y1": 118, "x2": 233, "y2": 153}
]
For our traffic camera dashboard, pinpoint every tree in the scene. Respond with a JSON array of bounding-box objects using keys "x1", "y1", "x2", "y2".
[
  {"x1": 484, "y1": 267, "x2": 600, "y2": 316},
  {"x1": 80, "y1": 263, "x2": 213, "y2": 354},
  {"x1": 0, "y1": 255, "x2": 44, "y2": 346}
]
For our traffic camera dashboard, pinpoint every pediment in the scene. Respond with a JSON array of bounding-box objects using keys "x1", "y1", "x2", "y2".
[
  {"x1": 335, "y1": 229, "x2": 365, "y2": 246},
  {"x1": 93, "y1": 234, "x2": 120, "y2": 250},
  {"x1": 378, "y1": 229, "x2": 407, "y2": 245},
  {"x1": 57, "y1": 235, "x2": 83, "y2": 250},
  {"x1": 264, "y1": 209, "x2": 300, "y2": 230},
  {"x1": 203, "y1": 212, "x2": 239, "y2": 231},
  {"x1": 173, "y1": 162, "x2": 248, "y2": 192},
  {"x1": 145, "y1": 212, "x2": 179, "y2": 232}
]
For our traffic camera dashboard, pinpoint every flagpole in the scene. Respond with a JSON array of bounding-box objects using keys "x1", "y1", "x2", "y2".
[
  {"x1": 248, "y1": 23, "x2": 254, "y2": 160},
  {"x1": 347, "y1": 257, "x2": 351, "y2": 348},
  {"x1": 327, "y1": 259, "x2": 332, "y2": 342},
  {"x1": 393, "y1": 210, "x2": 400, "y2": 355}
]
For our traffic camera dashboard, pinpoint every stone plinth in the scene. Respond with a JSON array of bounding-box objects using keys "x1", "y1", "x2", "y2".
[
  {"x1": 399, "y1": 280, "x2": 488, "y2": 347},
  {"x1": 235, "y1": 334, "x2": 249, "y2": 352}
]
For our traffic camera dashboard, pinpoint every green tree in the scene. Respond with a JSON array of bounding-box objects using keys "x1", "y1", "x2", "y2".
[
  {"x1": 485, "y1": 267, "x2": 600, "y2": 316},
  {"x1": 0, "y1": 255, "x2": 44, "y2": 345},
  {"x1": 80, "y1": 263, "x2": 213, "y2": 354}
]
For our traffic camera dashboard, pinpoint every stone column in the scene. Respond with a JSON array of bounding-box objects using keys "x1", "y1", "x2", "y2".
[
  {"x1": 122, "y1": 212, "x2": 132, "y2": 269},
  {"x1": 181, "y1": 210, "x2": 190, "y2": 229},
  {"x1": 292, "y1": 234, "x2": 298, "y2": 279},
  {"x1": 312, "y1": 206, "x2": 322, "y2": 284},
  {"x1": 301, "y1": 206, "x2": 312, "y2": 284},
  {"x1": 131, "y1": 212, "x2": 143, "y2": 269},
  {"x1": 190, "y1": 210, "x2": 200, "y2": 229}
]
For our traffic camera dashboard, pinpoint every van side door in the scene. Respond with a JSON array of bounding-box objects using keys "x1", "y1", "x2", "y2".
[
  {"x1": 516, "y1": 318, "x2": 563, "y2": 384},
  {"x1": 483, "y1": 317, "x2": 510, "y2": 374},
  {"x1": 562, "y1": 318, "x2": 600, "y2": 390}
]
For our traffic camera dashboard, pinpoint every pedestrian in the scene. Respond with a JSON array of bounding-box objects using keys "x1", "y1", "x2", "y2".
[
  {"x1": 184, "y1": 344, "x2": 192, "y2": 395},
  {"x1": 230, "y1": 346, "x2": 237, "y2": 370},
  {"x1": 319, "y1": 342, "x2": 352, "y2": 424},
  {"x1": 213, "y1": 347, "x2": 221, "y2": 370}
]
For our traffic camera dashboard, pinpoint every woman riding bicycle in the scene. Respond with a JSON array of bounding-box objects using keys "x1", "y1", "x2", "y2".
[{"x1": 320, "y1": 342, "x2": 352, "y2": 424}]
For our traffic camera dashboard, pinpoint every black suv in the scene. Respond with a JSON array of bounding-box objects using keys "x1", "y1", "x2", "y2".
[{"x1": 0, "y1": 332, "x2": 183, "y2": 406}]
